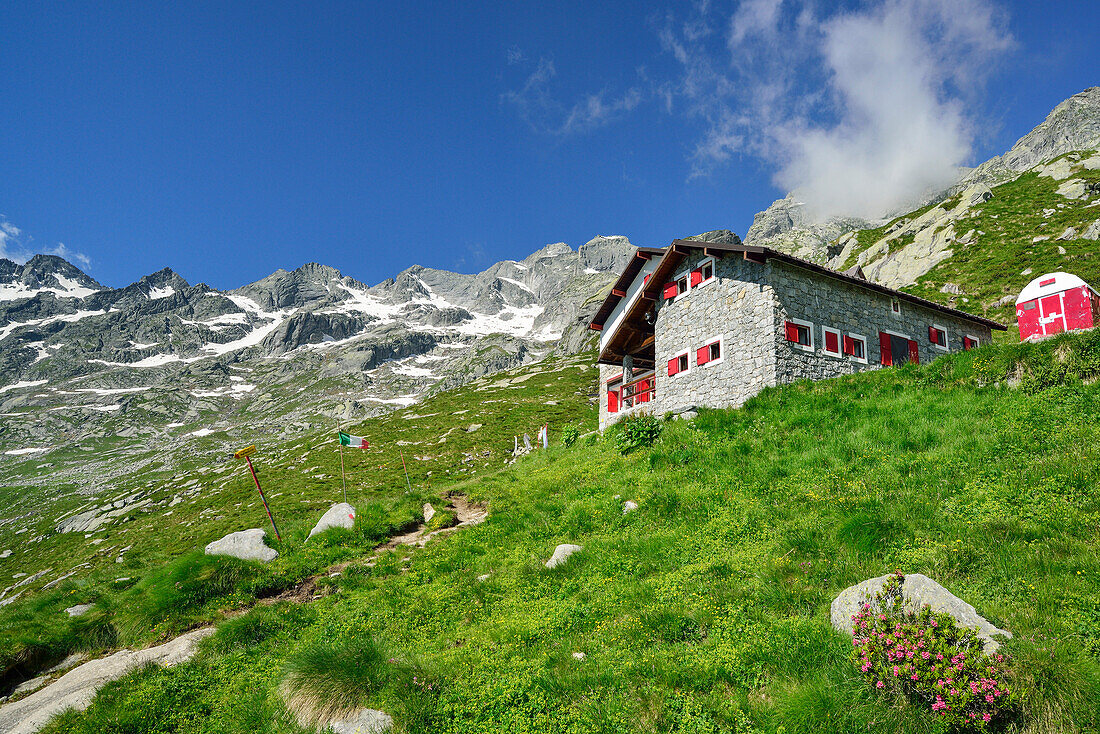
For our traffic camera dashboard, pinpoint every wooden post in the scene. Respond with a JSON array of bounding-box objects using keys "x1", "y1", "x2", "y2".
[{"x1": 245, "y1": 455, "x2": 281, "y2": 542}]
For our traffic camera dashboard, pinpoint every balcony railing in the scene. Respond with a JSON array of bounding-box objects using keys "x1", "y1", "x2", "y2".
[{"x1": 610, "y1": 371, "x2": 656, "y2": 413}]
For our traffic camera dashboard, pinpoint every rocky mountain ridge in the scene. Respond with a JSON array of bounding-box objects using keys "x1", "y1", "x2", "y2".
[
  {"x1": 0, "y1": 236, "x2": 634, "y2": 502},
  {"x1": 744, "y1": 87, "x2": 1100, "y2": 289}
]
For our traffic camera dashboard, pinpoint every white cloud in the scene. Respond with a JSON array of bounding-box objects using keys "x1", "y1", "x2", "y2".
[
  {"x1": 503, "y1": 57, "x2": 644, "y2": 135},
  {"x1": 0, "y1": 215, "x2": 92, "y2": 269},
  {"x1": 663, "y1": 0, "x2": 1013, "y2": 220}
]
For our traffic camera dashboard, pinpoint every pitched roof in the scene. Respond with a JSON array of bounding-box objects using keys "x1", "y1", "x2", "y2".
[{"x1": 590, "y1": 239, "x2": 1006, "y2": 333}]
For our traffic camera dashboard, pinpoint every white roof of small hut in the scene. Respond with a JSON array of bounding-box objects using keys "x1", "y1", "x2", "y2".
[{"x1": 1016, "y1": 272, "x2": 1096, "y2": 305}]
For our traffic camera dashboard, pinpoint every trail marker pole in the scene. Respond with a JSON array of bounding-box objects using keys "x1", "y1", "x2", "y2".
[
  {"x1": 400, "y1": 451, "x2": 413, "y2": 492},
  {"x1": 234, "y1": 445, "x2": 281, "y2": 542},
  {"x1": 336, "y1": 416, "x2": 348, "y2": 505}
]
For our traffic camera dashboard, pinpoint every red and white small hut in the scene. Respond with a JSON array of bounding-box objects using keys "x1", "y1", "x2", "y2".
[{"x1": 1015, "y1": 271, "x2": 1100, "y2": 341}]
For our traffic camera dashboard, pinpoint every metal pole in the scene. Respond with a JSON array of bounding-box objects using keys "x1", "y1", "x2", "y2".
[
  {"x1": 339, "y1": 440, "x2": 347, "y2": 505},
  {"x1": 245, "y1": 455, "x2": 281, "y2": 542}
]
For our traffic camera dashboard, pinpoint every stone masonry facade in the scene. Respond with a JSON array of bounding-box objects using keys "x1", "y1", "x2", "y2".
[{"x1": 599, "y1": 251, "x2": 995, "y2": 430}]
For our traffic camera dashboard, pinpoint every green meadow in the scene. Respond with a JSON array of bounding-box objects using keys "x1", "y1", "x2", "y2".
[{"x1": 7, "y1": 330, "x2": 1098, "y2": 733}]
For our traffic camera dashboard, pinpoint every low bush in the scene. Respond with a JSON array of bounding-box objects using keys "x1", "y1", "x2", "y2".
[
  {"x1": 851, "y1": 572, "x2": 1018, "y2": 730},
  {"x1": 609, "y1": 414, "x2": 663, "y2": 454},
  {"x1": 561, "y1": 423, "x2": 580, "y2": 447}
]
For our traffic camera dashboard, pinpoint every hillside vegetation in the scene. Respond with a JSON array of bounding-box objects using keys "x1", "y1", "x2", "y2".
[{"x1": 9, "y1": 331, "x2": 1100, "y2": 733}]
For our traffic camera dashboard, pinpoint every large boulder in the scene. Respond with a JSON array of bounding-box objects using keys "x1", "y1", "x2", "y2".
[
  {"x1": 328, "y1": 708, "x2": 393, "y2": 734},
  {"x1": 204, "y1": 528, "x2": 278, "y2": 562},
  {"x1": 307, "y1": 503, "x2": 357, "y2": 540},
  {"x1": 0, "y1": 628, "x2": 213, "y2": 734},
  {"x1": 831, "y1": 573, "x2": 1011, "y2": 653},
  {"x1": 545, "y1": 544, "x2": 583, "y2": 569}
]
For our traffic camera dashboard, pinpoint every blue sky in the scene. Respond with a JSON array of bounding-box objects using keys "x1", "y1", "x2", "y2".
[{"x1": 1, "y1": 1, "x2": 1097, "y2": 290}]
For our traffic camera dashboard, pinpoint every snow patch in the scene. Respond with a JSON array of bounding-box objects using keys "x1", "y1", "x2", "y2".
[
  {"x1": 0, "y1": 379, "x2": 48, "y2": 394},
  {"x1": 4, "y1": 447, "x2": 51, "y2": 455},
  {"x1": 147, "y1": 286, "x2": 175, "y2": 300},
  {"x1": 0, "y1": 309, "x2": 107, "y2": 341},
  {"x1": 498, "y1": 277, "x2": 533, "y2": 294},
  {"x1": 190, "y1": 428, "x2": 216, "y2": 437},
  {"x1": 92, "y1": 404, "x2": 122, "y2": 412}
]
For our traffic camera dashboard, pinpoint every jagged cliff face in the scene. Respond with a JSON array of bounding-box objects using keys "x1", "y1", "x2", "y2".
[
  {"x1": 745, "y1": 87, "x2": 1100, "y2": 290},
  {"x1": 0, "y1": 237, "x2": 634, "y2": 476}
]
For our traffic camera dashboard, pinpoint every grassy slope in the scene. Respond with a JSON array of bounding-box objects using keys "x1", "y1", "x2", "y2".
[
  {"x1": 35, "y1": 331, "x2": 1100, "y2": 734},
  {"x1": 836, "y1": 151, "x2": 1100, "y2": 336},
  {"x1": 0, "y1": 353, "x2": 597, "y2": 683}
]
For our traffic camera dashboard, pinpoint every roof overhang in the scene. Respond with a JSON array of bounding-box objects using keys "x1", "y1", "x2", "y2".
[{"x1": 592, "y1": 236, "x2": 1005, "y2": 368}]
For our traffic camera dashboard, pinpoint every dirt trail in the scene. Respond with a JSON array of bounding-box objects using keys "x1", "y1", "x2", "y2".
[{"x1": 0, "y1": 494, "x2": 488, "y2": 733}]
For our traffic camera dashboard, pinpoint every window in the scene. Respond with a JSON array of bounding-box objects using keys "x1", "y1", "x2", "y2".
[
  {"x1": 696, "y1": 258, "x2": 716, "y2": 287},
  {"x1": 667, "y1": 351, "x2": 690, "y2": 377},
  {"x1": 879, "y1": 331, "x2": 918, "y2": 366},
  {"x1": 890, "y1": 298, "x2": 902, "y2": 317},
  {"x1": 929, "y1": 324, "x2": 948, "y2": 351},
  {"x1": 676, "y1": 275, "x2": 689, "y2": 296},
  {"x1": 843, "y1": 333, "x2": 868, "y2": 363},
  {"x1": 784, "y1": 319, "x2": 814, "y2": 352},
  {"x1": 822, "y1": 326, "x2": 842, "y2": 357},
  {"x1": 696, "y1": 336, "x2": 723, "y2": 367},
  {"x1": 963, "y1": 335, "x2": 980, "y2": 350}
]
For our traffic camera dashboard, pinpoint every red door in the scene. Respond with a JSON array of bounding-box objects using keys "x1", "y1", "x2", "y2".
[
  {"x1": 1016, "y1": 299, "x2": 1041, "y2": 341},
  {"x1": 1040, "y1": 293, "x2": 1065, "y2": 335},
  {"x1": 1063, "y1": 286, "x2": 1095, "y2": 331}
]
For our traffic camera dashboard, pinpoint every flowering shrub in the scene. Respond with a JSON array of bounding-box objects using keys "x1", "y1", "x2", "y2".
[{"x1": 851, "y1": 572, "x2": 1017, "y2": 730}]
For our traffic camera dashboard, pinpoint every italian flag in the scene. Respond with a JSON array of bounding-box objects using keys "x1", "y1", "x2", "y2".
[{"x1": 338, "y1": 431, "x2": 369, "y2": 449}]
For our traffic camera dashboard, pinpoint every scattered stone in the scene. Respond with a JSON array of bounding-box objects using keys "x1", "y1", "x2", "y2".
[
  {"x1": 423, "y1": 503, "x2": 436, "y2": 523},
  {"x1": 1083, "y1": 220, "x2": 1100, "y2": 240},
  {"x1": 0, "y1": 627, "x2": 214, "y2": 734},
  {"x1": 476, "y1": 573, "x2": 492, "y2": 582},
  {"x1": 1084, "y1": 153, "x2": 1100, "y2": 170},
  {"x1": 1021, "y1": 267, "x2": 1033, "y2": 276},
  {"x1": 328, "y1": 708, "x2": 393, "y2": 734},
  {"x1": 0, "y1": 550, "x2": 10, "y2": 559},
  {"x1": 1057, "y1": 226, "x2": 1077, "y2": 240},
  {"x1": 466, "y1": 424, "x2": 483, "y2": 433},
  {"x1": 545, "y1": 544, "x2": 583, "y2": 569},
  {"x1": 44, "y1": 653, "x2": 88, "y2": 675},
  {"x1": 9, "y1": 675, "x2": 50, "y2": 699},
  {"x1": 1057, "y1": 179, "x2": 1087, "y2": 200},
  {"x1": 675, "y1": 410, "x2": 698, "y2": 421},
  {"x1": 622, "y1": 500, "x2": 638, "y2": 514},
  {"x1": 1032, "y1": 235, "x2": 1050, "y2": 242},
  {"x1": 1037, "y1": 158, "x2": 1074, "y2": 180},
  {"x1": 572, "y1": 652, "x2": 586, "y2": 661},
  {"x1": 204, "y1": 529, "x2": 278, "y2": 563},
  {"x1": 1058, "y1": 245, "x2": 1067, "y2": 255},
  {"x1": 831, "y1": 573, "x2": 1011, "y2": 653},
  {"x1": 65, "y1": 604, "x2": 94, "y2": 618},
  {"x1": 307, "y1": 503, "x2": 357, "y2": 540},
  {"x1": 939, "y1": 283, "x2": 963, "y2": 295}
]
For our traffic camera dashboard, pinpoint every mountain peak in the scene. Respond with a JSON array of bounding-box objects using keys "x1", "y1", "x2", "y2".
[{"x1": 0, "y1": 253, "x2": 102, "y2": 302}]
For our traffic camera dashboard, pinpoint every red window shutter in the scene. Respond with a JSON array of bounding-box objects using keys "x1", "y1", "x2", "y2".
[
  {"x1": 785, "y1": 322, "x2": 800, "y2": 342},
  {"x1": 663, "y1": 283, "x2": 678, "y2": 299},
  {"x1": 690, "y1": 269, "x2": 703, "y2": 287},
  {"x1": 825, "y1": 330, "x2": 839, "y2": 353},
  {"x1": 667, "y1": 357, "x2": 679, "y2": 376},
  {"x1": 643, "y1": 274, "x2": 651, "y2": 285},
  {"x1": 696, "y1": 345, "x2": 710, "y2": 365},
  {"x1": 879, "y1": 332, "x2": 892, "y2": 366},
  {"x1": 963, "y1": 337, "x2": 973, "y2": 351},
  {"x1": 928, "y1": 325, "x2": 938, "y2": 344},
  {"x1": 843, "y1": 335, "x2": 854, "y2": 355},
  {"x1": 607, "y1": 388, "x2": 619, "y2": 413},
  {"x1": 908, "y1": 339, "x2": 919, "y2": 364}
]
